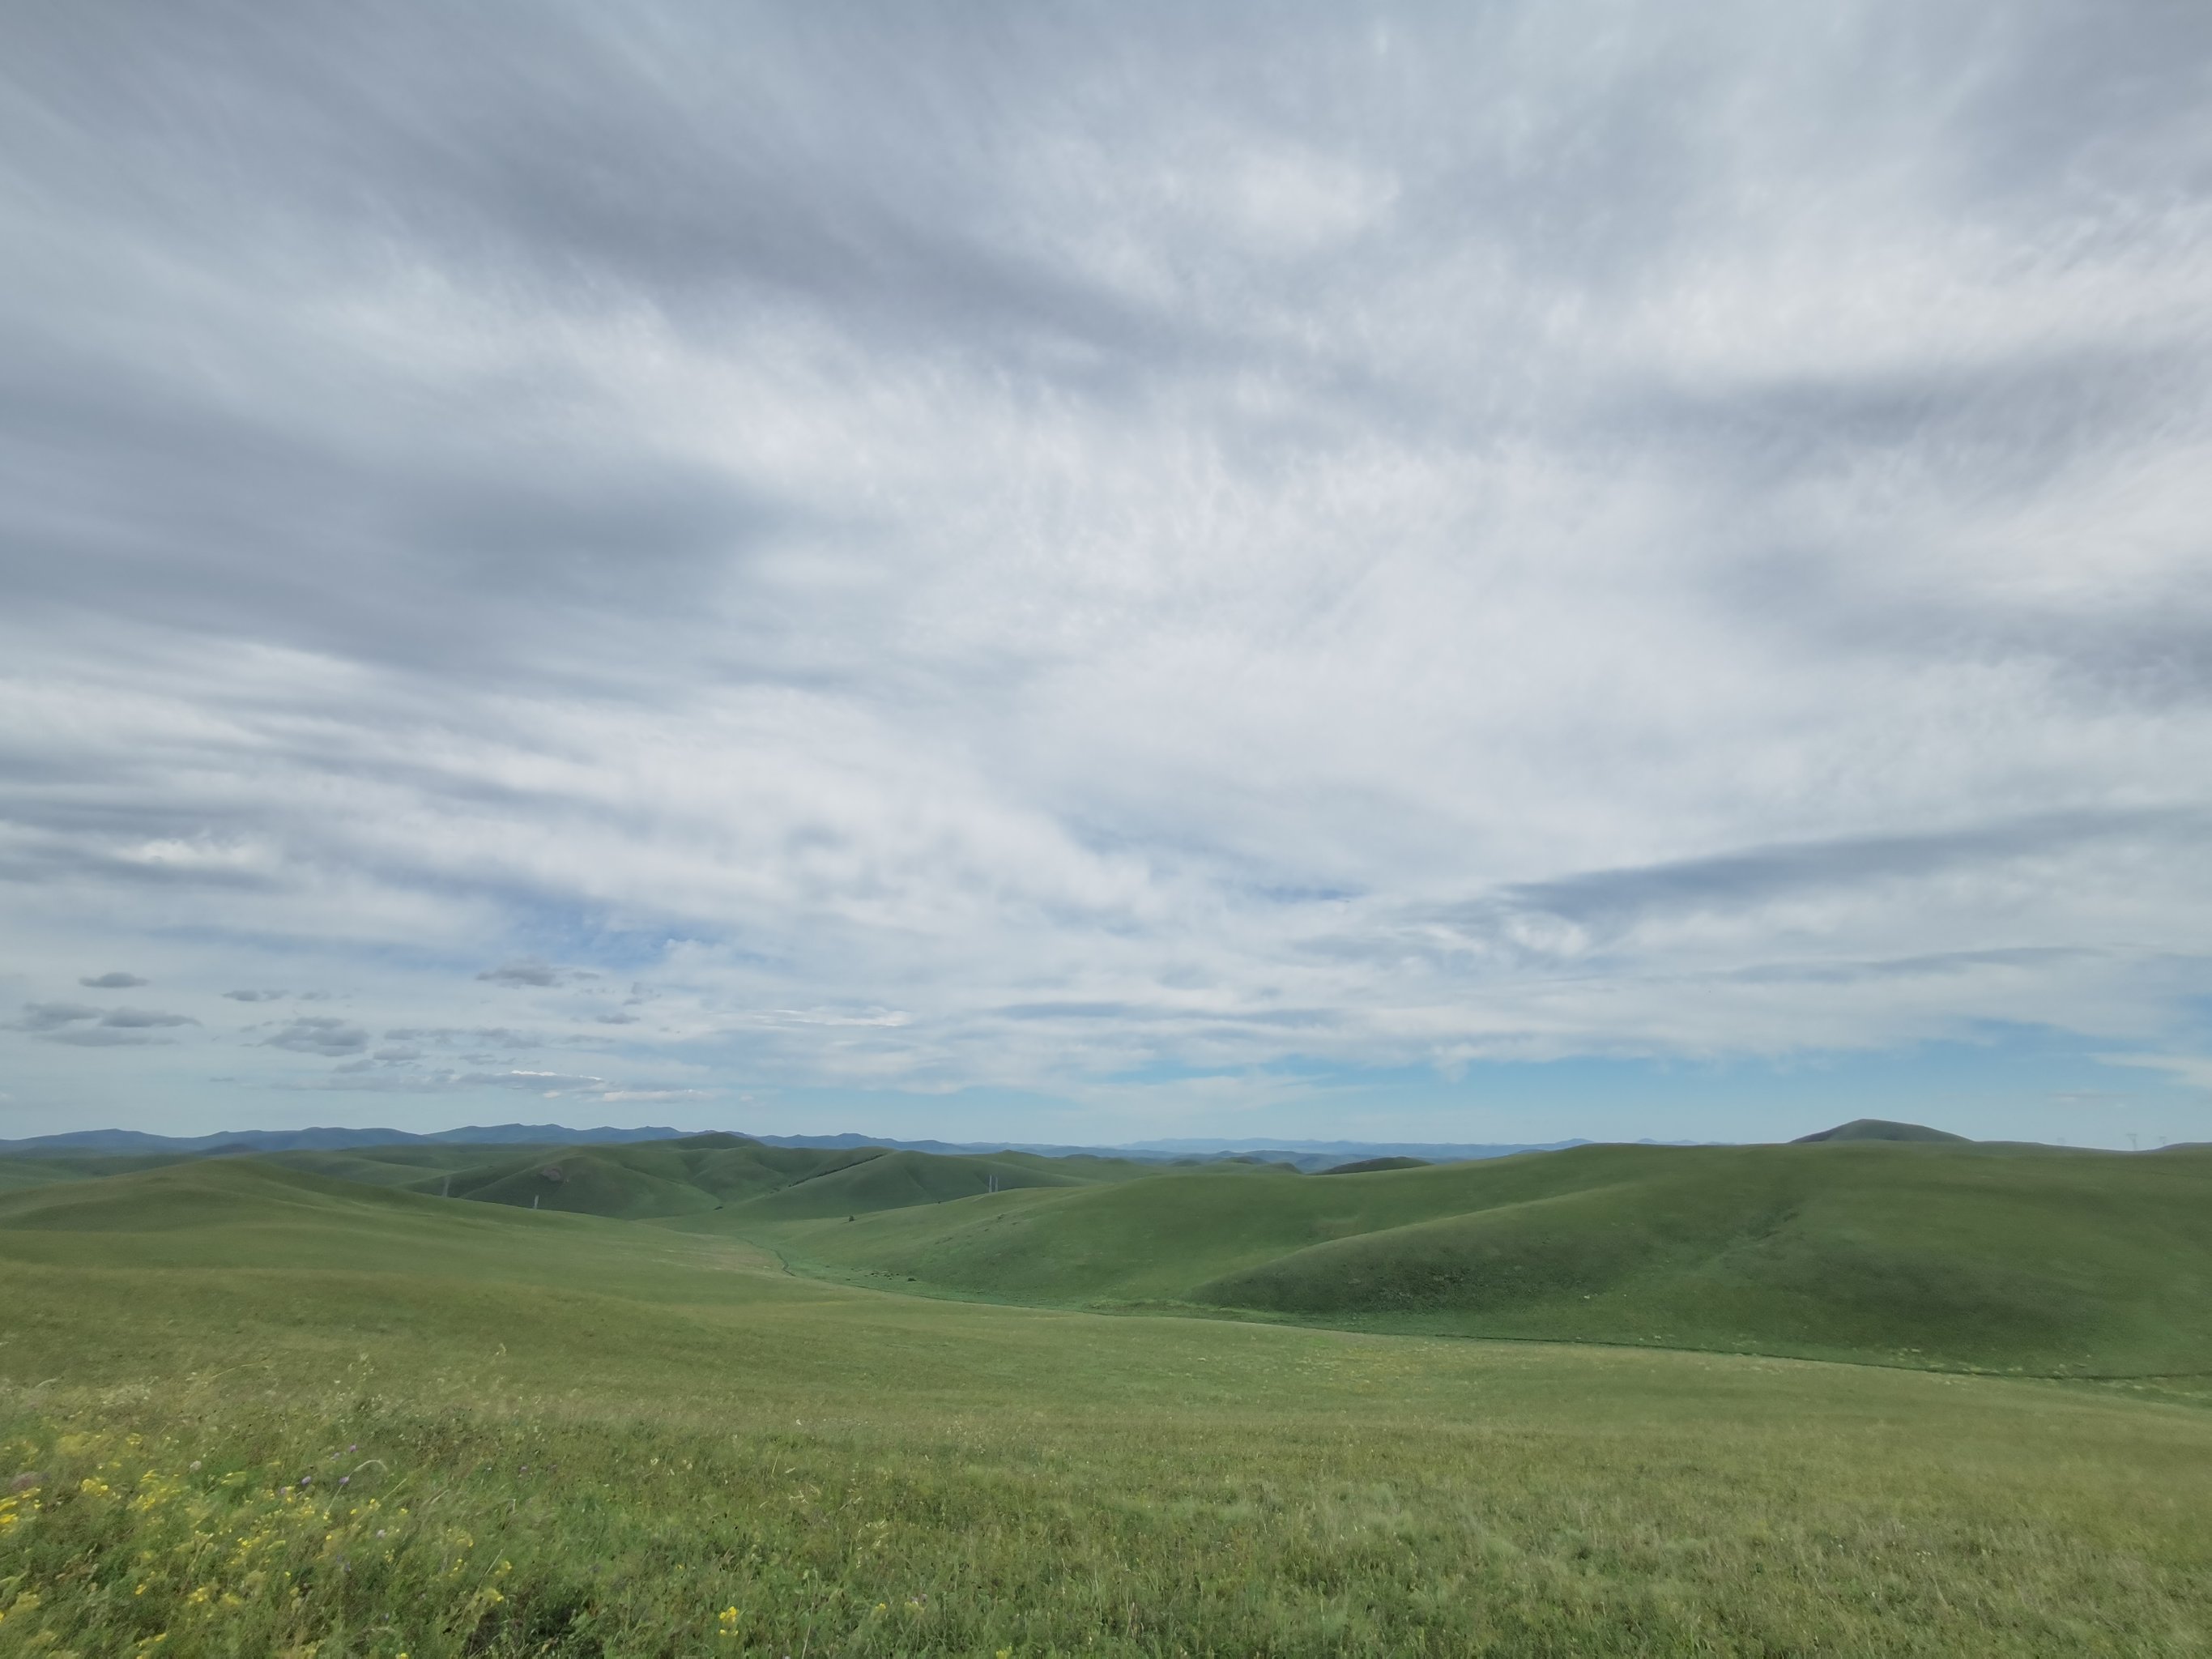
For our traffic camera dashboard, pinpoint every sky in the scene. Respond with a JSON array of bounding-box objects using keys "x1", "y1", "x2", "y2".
[{"x1": 3, "y1": 2, "x2": 2210, "y2": 1149}]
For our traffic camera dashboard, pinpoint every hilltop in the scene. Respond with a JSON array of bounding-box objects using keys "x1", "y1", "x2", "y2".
[{"x1": 1793, "y1": 1118, "x2": 1971, "y2": 1144}]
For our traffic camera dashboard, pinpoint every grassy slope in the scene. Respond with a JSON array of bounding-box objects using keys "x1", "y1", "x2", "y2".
[
  {"x1": 3, "y1": 1159, "x2": 2210, "y2": 1655},
  {"x1": 0, "y1": 1161, "x2": 780, "y2": 1298},
  {"x1": 747, "y1": 1141, "x2": 2212, "y2": 1374},
  {"x1": 0, "y1": 1153, "x2": 200, "y2": 1194},
  {"x1": 0, "y1": 1144, "x2": 559, "y2": 1197}
]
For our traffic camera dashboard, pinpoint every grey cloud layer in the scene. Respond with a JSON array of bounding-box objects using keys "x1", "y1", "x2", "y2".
[
  {"x1": 2, "y1": 2, "x2": 2210, "y2": 1125},
  {"x1": 15, "y1": 1003, "x2": 196, "y2": 1033},
  {"x1": 15, "y1": 1004, "x2": 104, "y2": 1033},
  {"x1": 478, "y1": 963, "x2": 566, "y2": 988},
  {"x1": 261, "y1": 1018, "x2": 372, "y2": 1057}
]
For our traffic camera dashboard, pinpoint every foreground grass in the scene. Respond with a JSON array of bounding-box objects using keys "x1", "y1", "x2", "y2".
[{"x1": 3, "y1": 1165, "x2": 2211, "y2": 1654}]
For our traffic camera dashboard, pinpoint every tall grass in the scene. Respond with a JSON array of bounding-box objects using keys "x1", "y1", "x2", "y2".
[{"x1": 8, "y1": 1354, "x2": 2210, "y2": 1657}]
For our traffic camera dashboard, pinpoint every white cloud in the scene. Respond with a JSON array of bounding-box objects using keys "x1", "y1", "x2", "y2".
[
  {"x1": 2099, "y1": 1054, "x2": 2212, "y2": 1097},
  {"x1": 1, "y1": 2, "x2": 2209, "y2": 1141}
]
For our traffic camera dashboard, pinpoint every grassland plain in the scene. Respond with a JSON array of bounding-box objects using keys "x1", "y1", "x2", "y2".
[{"x1": 2, "y1": 1161, "x2": 2210, "y2": 1656}]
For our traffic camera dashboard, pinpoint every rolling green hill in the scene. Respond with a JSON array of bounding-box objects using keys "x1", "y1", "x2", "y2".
[
  {"x1": 9, "y1": 1132, "x2": 2209, "y2": 1380},
  {"x1": 1319, "y1": 1154, "x2": 1433, "y2": 1174},
  {"x1": 404, "y1": 1131, "x2": 1148, "y2": 1221},
  {"x1": 0, "y1": 1141, "x2": 535, "y2": 1197},
  {"x1": 0, "y1": 1151, "x2": 198, "y2": 1193},
  {"x1": 741, "y1": 1141, "x2": 2212, "y2": 1375},
  {"x1": 0, "y1": 1132, "x2": 1155, "y2": 1218},
  {"x1": 3, "y1": 1156, "x2": 2211, "y2": 1656},
  {"x1": 0, "y1": 1157, "x2": 782, "y2": 1300}
]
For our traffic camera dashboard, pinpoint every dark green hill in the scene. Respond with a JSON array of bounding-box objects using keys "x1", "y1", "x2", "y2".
[
  {"x1": 1319, "y1": 1156, "x2": 1432, "y2": 1174},
  {"x1": 1793, "y1": 1119, "x2": 1969, "y2": 1144},
  {"x1": 748, "y1": 1141, "x2": 2212, "y2": 1374},
  {"x1": 416, "y1": 1132, "x2": 1130, "y2": 1222},
  {"x1": 422, "y1": 1135, "x2": 848, "y2": 1217},
  {"x1": 446, "y1": 1149, "x2": 724, "y2": 1219},
  {"x1": 259, "y1": 1149, "x2": 493, "y2": 1187},
  {"x1": 713, "y1": 1147, "x2": 1091, "y2": 1222},
  {"x1": 0, "y1": 1133, "x2": 1137, "y2": 1225}
]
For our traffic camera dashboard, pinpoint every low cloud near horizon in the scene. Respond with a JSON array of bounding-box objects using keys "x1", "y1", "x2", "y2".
[{"x1": 2, "y1": 2, "x2": 2210, "y2": 1145}]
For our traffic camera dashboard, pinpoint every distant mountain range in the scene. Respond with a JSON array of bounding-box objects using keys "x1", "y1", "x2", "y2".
[
  {"x1": 747, "y1": 1132, "x2": 1598, "y2": 1167},
  {"x1": 0, "y1": 1124, "x2": 690, "y2": 1156},
  {"x1": 0, "y1": 1123, "x2": 1598, "y2": 1169},
  {"x1": 0, "y1": 1121, "x2": 1969, "y2": 1165},
  {"x1": 1123, "y1": 1136, "x2": 1603, "y2": 1158}
]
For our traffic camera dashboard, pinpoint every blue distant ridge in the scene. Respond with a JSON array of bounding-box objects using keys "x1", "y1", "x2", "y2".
[
  {"x1": 1, "y1": 1124, "x2": 1609, "y2": 1170},
  {"x1": 0, "y1": 1124, "x2": 690, "y2": 1156}
]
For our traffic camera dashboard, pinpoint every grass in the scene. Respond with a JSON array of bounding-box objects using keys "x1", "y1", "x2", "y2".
[
  {"x1": 0, "y1": 1156, "x2": 198, "y2": 1196},
  {"x1": 2, "y1": 1160, "x2": 2211, "y2": 1654}
]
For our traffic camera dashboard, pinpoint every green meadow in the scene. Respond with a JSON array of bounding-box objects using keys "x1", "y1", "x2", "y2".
[{"x1": 2, "y1": 1139, "x2": 2210, "y2": 1655}]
